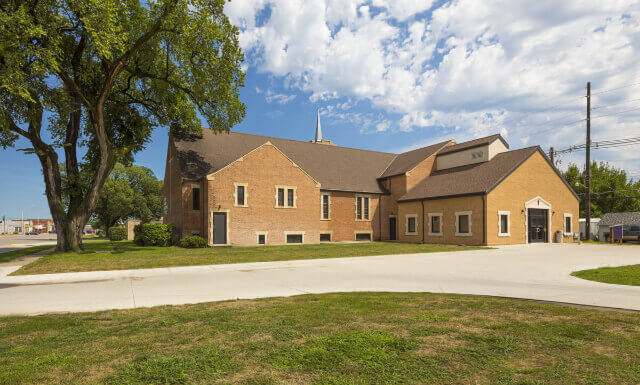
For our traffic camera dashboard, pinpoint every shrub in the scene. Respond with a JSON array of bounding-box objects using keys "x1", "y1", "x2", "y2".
[
  {"x1": 108, "y1": 226, "x2": 127, "y2": 241},
  {"x1": 133, "y1": 223, "x2": 175, "y2": 247},
  {"x1": 179, "y1": 235, "x2": 208, "y2": 248}
]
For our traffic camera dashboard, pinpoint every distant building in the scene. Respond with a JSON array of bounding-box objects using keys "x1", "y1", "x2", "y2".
[
  {"x1": 579, "y1": 218, "x2": 600, "y2": 240},
  {"x1": 598, "y1": 212, "x2": 640, "y2": 241},
  {"x1": 0, "y1": 219, "x2": 54, "y2": 234}
]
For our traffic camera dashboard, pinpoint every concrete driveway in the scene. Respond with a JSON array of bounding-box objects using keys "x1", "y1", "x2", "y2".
[{"x1": 1, "y1": 243, "x2": 640, "y2": 315}]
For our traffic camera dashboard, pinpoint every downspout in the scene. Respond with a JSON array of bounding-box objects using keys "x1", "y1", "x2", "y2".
[
  {"x1": 378, "y1": 195, "x2": 382, "y2": 241},
  {"x1": 421, "y1": 199, "x2": 425, "y2": 244},
  {"x1": 482, "y1": 194, "x2": 487, "y2": 245}
]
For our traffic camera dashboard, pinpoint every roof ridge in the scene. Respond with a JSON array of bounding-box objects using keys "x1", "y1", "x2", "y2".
[{"x1": 220, "y1": 130, "x2": 397, "y2": 155}]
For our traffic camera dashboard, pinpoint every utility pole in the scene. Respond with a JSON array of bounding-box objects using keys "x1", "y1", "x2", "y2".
[
  {"x1": 585, "y1": 82, "x2": 592, "y2": 240},
  {"x1": 550, "y1": 147, "x2": 555, "y2": 166}
]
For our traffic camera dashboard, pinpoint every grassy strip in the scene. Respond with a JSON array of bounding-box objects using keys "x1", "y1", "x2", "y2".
[
  {"x1": 1, "y1": 292, "x2": 639, "y2": 384},
  {"x1": 0, "y1": 245, "x2": 54, "y2": 264},
  {"x1": 12, "y1": 241, "x2": 483, "y2": 276},
  {"x1": 572, "y1": 264, "x2": 640, "y2": 286}
]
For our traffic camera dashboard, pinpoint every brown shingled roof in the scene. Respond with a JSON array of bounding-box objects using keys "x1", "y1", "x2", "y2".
[
  {"x1": 378, "y1": 140, "x2": 452, "y2": 178},
  {"x1": 439, "y1": 134, "x2": 508, "y2": 155},
  {"x1": 173, "y1": 130, "x2": 397, "y2": 193},
  {"x1": 398, "y1": 146, "x2": 541, "y2": 201}
]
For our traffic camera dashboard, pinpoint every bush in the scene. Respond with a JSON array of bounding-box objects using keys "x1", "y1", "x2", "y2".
[
  {"x1": 179, "y1": 235, "x2": 208, "y2": 248},
  {"x1": 133, "y1": 223, "x2": 175, "y2": 247},
  {"x1": 108, "y1": 226, "x2": 127, "y2": 241}
]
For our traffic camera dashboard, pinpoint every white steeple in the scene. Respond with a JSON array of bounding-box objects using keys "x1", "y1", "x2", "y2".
[{"x1": 314, "y1": 109, "x2": 322, "y2": 142}]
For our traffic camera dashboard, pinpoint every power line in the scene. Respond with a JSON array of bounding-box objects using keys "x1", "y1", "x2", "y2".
[
  {"x1": 590, "y1": 105, "x2": 640, "y2": 120},
  {"x1": 553, "y1": 136, "x2": 640, "y2": 155},
  {"x1": 592, "y1": 97, "x2": 640, "y2": 110},
  {"x1": 591, "y1": 81, "x2": 640, "y2": 96}
]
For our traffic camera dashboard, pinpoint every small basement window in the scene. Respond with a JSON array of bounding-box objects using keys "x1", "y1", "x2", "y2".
[
  {"x1": 258, "y1": 234, "x2": 266, "y2": 245},
  {"x1": 320, "y1": 233, "x2": 331, "y2": 242},
  {"x1": 355, "y1": 233, "x2": 372, "y2": 241},
  {"x1": 286, "y1": 234, "x2": 303, "y2": 244}
]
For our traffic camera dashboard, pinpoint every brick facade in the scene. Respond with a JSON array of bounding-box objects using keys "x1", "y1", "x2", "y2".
[
  {"x1": 165, "y1": 132, "x2": 578, "y2": 247},
  {"x1": 396, "y1": 151, "x2": 579, "y2": 246}
]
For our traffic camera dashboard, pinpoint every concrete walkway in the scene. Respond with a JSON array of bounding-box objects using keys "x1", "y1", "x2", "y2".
[{"x1": 1, "y1": 243, "x2": 640, "y2": 316}]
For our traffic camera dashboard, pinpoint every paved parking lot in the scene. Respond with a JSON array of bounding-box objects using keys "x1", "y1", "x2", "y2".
[
  {"x1": 0, "y1": 233, "x2": 57, "y2": 253},
  {"x1": 1, "y1": 243, "x2": 640, "y2": 315}
]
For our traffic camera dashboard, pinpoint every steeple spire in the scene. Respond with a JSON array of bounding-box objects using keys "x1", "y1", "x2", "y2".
[{"x1": 314, "y1": 109, "x2": 322, "y2": 142}]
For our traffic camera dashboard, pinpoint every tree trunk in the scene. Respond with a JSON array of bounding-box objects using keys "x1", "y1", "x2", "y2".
[{"x1": 56, "y1": 217, "x2": 84, "y2": 252}]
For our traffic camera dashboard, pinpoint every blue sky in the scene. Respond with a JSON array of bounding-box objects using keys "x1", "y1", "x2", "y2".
[{"x1": 1, "y1": 0, "x2": 640, "y2": 220}]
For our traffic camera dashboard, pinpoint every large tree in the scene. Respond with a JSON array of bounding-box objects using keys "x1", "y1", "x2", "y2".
[
  {"x1": 93, "y1": 163, "x2": 163, "y2": 230},
  {"x1": 563, "y1": 161, "x2": 640, "y2": 218},
  {"x1": 0, "y1": 0, "x2": 245, "y2": 251}
]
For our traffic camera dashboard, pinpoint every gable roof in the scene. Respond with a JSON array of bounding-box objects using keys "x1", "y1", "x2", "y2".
[
  {"x1": 378, "y1": 140, "x2": 452, "y2": 178},
  {"x1": 173, "y1": 130, "x2": 397, "y2": 193},
  {"x1": 399, "y1": 146, "x2": 542, "y2": 201},
  {"x1": 439, "y1": 134, "x2": 509, "y2": 155},
  {"x1": 599, "y1": 212, "x2": 640, "y2": 226}
]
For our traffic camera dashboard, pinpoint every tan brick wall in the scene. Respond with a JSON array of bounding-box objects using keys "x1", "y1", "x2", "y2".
[
  {"x1": 379, "y1": 154, "x2": 437, "y2": 240},
  {"x1": 487, "y1": 151, "x2": 579, "y2": 245},
  {"x1": 181, "y1": 179, "x2": 206, "y2": 238},
  {"x1": 397, "y1": 195, "x2": 485, "y2": 245},
  {"x1": 406, "y1": 155, "x2": 437, "y2": 192},
  {"x1": 206, "y1": 143, "x2": 321, "y2": 246},
  {"x1": 318, "y1": 190, "x2": 380, "y2": 241}
]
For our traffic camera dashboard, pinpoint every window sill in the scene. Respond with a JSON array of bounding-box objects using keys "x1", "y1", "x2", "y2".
[
  {"x1": 405, "y1": 232, "x2": 419, "y2": 236},
  {"x1": 320, "y1": 218, "x2": 331, "y2": 221},
  {"x1": 275, "y1": 206, "x2": 297, "y2": 209},
  {"x1": 356, "y1": 219, "x2": 371, "y2": 222},
  {"x1": 233, "y1": 204, "x2": 248, "y2": 208},
  {"x1": 498, "y1": 233, "x2": 511, "y2": 237},
  {"x1": 427, "y1": 232, "x2": 443, "y2": 236},
  {"x1": 455, "y1": 233, "x2": 473, "y2": 237},
  {"x1": 563, "y1": 232, "x2": 572, "y2": 237}
]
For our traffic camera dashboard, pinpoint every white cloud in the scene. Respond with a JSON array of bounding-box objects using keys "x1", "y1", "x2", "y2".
[
  {"x1": 256, "y1": 87, "x2": 297, "y2": 104},
  {"x1": 227, "y1": 0, "x2": 640, "y2": 170}
]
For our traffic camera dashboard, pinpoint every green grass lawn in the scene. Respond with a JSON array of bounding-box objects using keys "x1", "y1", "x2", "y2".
[
  {"x1": 0, "y1": 245, "x2": 55, "y2": 264},
  {"x1": 572, "y1": 264, "x2": 640, "y2": 286},
  {"x1": 11, "y1": 241, "x2": 483, "y2": 276},
  {"x1": 1, "y1": 292, "x2": 639, "y2": 384}
]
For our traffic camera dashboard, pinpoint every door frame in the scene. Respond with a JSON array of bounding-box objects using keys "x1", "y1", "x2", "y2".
[
  {"x1": 210, "y1": 209, "x2": 229, "y2": 246},
  {"x1": 524, "y1": 196, "x2": 551, "y2": 243},
  {"x1": 389, "y1": 215, "x2": 397, "y2": 241}
]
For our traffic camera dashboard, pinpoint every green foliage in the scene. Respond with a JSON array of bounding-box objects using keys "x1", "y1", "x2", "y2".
[
  {"x1": 134, "y1": 223, "x2": 174, "y2": 247},
  {"x1": 1, "y1": 0, "x2": 246, "y2": 147},
  {"x1": 108, "y1": 226, "x2": 127, "y2": 241},
  {"x1": 93, "y1": 164, "x2": 163, "y2": 229},
  {"x1": 0, "y1": 0, "x2": 246, "y2": 250},
  {"x1": 179, "y1": 235, "x2": 208, "y2": 248},
  {"x1": 563, "y1": 161, "x2": 640, "y2": 217}
]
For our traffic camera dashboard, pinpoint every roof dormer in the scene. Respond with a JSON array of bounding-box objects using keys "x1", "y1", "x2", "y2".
[{"x1": 435, "y1": 134, "x2": 509, "y2": 170}]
